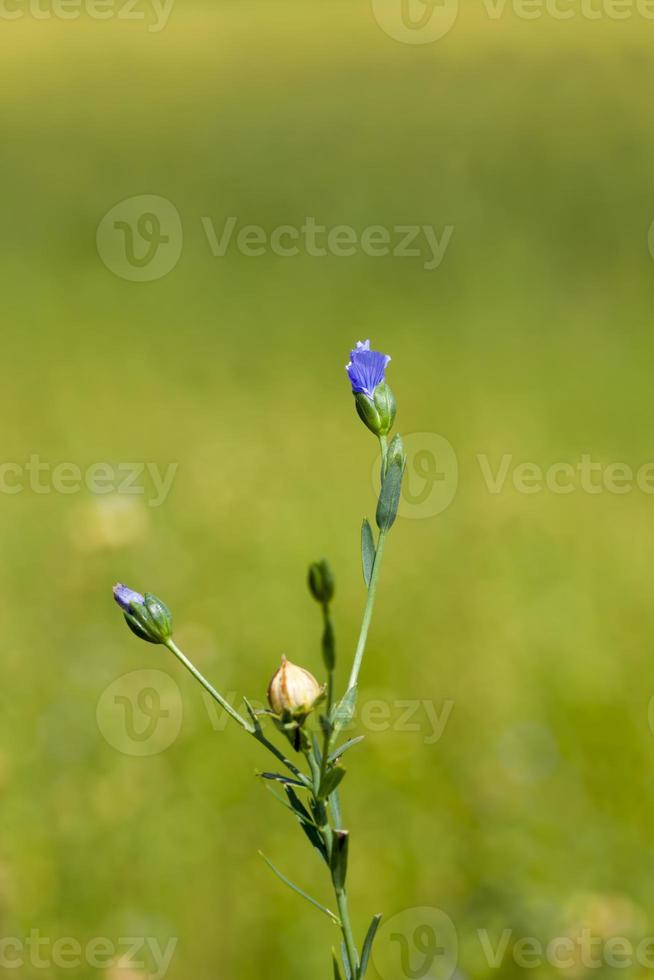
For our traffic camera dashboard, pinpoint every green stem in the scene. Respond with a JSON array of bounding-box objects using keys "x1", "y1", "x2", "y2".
[
  {"x1": 347, "y1": 436, "x2": 389, "y2": 693},
  {"x1": 336, "y1": 888, "x2": 359, "y2": 978},
  {"x1": 305, "y1": 742, "x2": 357, "y2": 978},
  {"x1": 165, "y1": 639, "x2": 252, "y2": 732},
  {"x1": 254, "y1": 730, "x2": 311, "y2": 786},
  {"x1": 347, "y1": 530, "x2": 386, "y2": 692},
  {"x1": 165, "y1": 640, "x2": 312, "y2": 786}
]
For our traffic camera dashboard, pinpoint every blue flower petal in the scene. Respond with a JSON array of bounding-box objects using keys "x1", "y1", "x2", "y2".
[
  {"x1": 346, "y1": 339, "x2": 391, "y2": 398},
  {"x1": 113, "y1": 583, "x2": 145, "y2": 611}
]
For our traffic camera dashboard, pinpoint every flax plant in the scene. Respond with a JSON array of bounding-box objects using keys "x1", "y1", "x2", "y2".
[{"x1": 111, "y1": 340, "x2": 406, "y2": 979}]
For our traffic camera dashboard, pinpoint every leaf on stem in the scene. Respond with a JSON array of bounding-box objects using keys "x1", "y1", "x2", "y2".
[
  {"x1": 341, "y1": 943, "x2": 353, "y2": 980},
  {"x1": 376, "y1": 457, "x2": 405, "y2": 531},
  {"x1": 318, "y1": 766, "x2": 346, "y2": 801},
  {"x1": 285, "y1": 786, "x2": 329, "y2": 863},
  {"x1": 331, "y1": 685, "x2": 358, "y2": 736},
  {"x1": 257, "y1": 771, "x2": 308, "y2": 789},
  {"x1": 332, "y1": 950, "x2": 344, "y2": 980},
  {"x1": 243, "y1": 697, "x2": 262, "y2": 734},
  {"x1": 327, "y1": 735, "x2": 365, "y2": 765},
  {"x1": 361, "y1": 519, "x2": 376, "y2": 587},
  {"x1": 358, "y1": 914, "x2": 382, "y2": 978},
  {"x1": 329, "y1": 787, "x2": 343, "y2": 829},
  {"x1": 258, "y1": 852, "x2": 341, "y2": 925}
]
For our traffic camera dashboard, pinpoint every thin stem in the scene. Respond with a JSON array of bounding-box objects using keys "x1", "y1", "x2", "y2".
[
  {"x1": 165, "y1": 639, "x2": 252, "y2": 732},
  {"x1": 336, "y1": 888, "x2": 359, "y2": 977},
  {"x1": 323, "y1": 604, "x2": 335, "y2": 718},
  {"x1": 347, "y1": 436, "x2": 389, "y2": 692},
  {"x1": 347, "y1": 531, "x2": 386, "y2": 692},
  {"x1": 165, "y1": 640, "x2": 312, "y2": 786},
  {"x1": 305, "y1": 741, "x2": 357, "y2": 977},
  {"x1": 254, "y1": 730, "x2": 312, "y2": 786},
  {"x1": 320, "y1": 621, "x2": 335, "y2": 789}
]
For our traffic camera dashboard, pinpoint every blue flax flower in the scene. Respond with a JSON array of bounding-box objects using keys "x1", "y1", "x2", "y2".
[{"x1": 346, "y1": 340, "x2": 391, "y2": 399}]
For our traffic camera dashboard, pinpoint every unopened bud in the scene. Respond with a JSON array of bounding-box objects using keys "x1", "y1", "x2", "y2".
[
  {"x1": 267, "y1": 656, "x2": 323, "y2": 718},
  {"x1": 308, "y1": 559, "x2": 335, "y2": 604},
  {"x1": 113, "y1": 583, "x2": 173, "y2": 644}
]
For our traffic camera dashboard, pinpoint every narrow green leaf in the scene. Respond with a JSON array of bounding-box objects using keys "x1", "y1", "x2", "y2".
[
  {"x1": 361, "y1": 519, "x2": 376, "y2": 587},
  {"x1": 285, "y1": 786, "x2": 329, "y2": 863},
  {"x1": 263, "y1": 783, "x2": 297, "y2": 813},
  {"x1": 332, "y1": 950, "x2": 344, "y2": 980},
  {"x1": 320, "y1": 714, "x2": 334, "y2": 739},
  {"x1": 376, "y1": 458, "x2": 405, "y2": 531},
  {"x1": 258, "y1": 771, "x2": 307, "y2": 789},
  {"x1": 329, "y1": 787, "x2": 343, "y2": 829},
  {"x1": 243, "y1": 697, "x2": 262, "y2": 734},
  {"x1": 328, "y1": 735, "x2": 365, "y2": 765},
  {"x1": 331, "y1": 685, "x2": 358, "y2": 735},
  {"x1": 258, "y1": 852, "x2": 341, "y2": 925},
  {"x1": 341, "y1": 943, "x2": 353, "y2": 980},
  {"x1": 359, "y1": 914, "x2": 382, "y2": 978},
  {"x1": 285, "y1": 785, "x2": 312, "y2": 821},
  {"x1": 318, "y1": 765, "x2": 346, "y2": 801}
]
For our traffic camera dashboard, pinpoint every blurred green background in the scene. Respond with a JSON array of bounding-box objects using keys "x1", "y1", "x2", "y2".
[{"x1": 3, "y1": 1, "x2": 654, "y2": 977}]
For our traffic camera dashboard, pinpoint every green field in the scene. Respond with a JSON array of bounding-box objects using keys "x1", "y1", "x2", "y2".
[{"x1": 3, "y1": 2, "x2": 654, "y2": 977}]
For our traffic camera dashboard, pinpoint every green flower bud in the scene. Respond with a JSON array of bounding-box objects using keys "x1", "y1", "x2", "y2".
[
  {"x1": 354, "y1": 383, "x2": 396, "y2": 437},
  {"x1": 113, "y1": 584, "x2": 173, "y2": 644},
  {"x1": 308, "y1": 559, "x2": 335, "y2": 604}
]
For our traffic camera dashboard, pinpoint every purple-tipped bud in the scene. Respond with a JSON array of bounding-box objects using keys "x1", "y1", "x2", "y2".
[
  {"x1": 113, "y1": 583, "x2": 145, "y2": 612},
  {"x1": 346, "y1": 340, "x2": 396, "y2": 436},
  {"x1": 112, "y1": 583, "x2": 172, "y2": 644}
]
